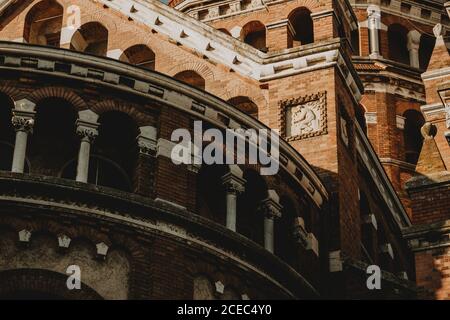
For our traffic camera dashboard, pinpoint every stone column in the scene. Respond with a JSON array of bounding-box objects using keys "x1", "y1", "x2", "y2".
[
  {"x1": 260, "y1": 189, "x2": 282, "y2": 253},
  {"x1": 11, "y1": 99, "x2": 36, "y2": 173},
  {"x1": 407, "y1": 30, "x2": 421, "y2": 68},
  {"x1": 221, "y1": 165, "x2": 245, "y2": 232},
  {"x1": 75, "y1": 110, "x2": 99, "y2": 183},
  {"x1": 367, "y1": 5, "x2": 381, "y2": 58}
]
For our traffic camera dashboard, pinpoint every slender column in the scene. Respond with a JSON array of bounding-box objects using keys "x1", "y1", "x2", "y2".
[
  {"x1": 75, "y1": 110, "x2": 99, "y2": 183},
  {"x1": 367, "y1": 5, "x2": 381, "y2": 58},
  {"x1": 221, "y1": 165, "x2": 245, "y2": 232},
  {"x1": 11, "y1": 99, "x2": 36, "y2": 173},
  {"x1": 260, "y1": 190, "x2": 282, "y2": 253},
  {"x1": 407, "y1": 30, "x2": 421, "y2": 68}
]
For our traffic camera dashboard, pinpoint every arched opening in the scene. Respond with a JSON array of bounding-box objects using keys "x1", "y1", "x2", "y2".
[
  {"x1": 275, "y1": 196, "x2": 298, "y2": 267},
  {"x1": 419, "y1": 33, "x2": 436, "y2": 70},
  {"x1": 0, "y1": 269, "x2": 102, "y2": 300},
  {"x1": 403, "y1": 109, "x2": 425, "y2": 165},
  {"x1": 237, "y1": 169, "x2": 267, "y2": 246},
  {"x1": 241, "y1": 21, "x2": 267, "y2": 52},
  {"x1": 120, "y1": 44, "x2": 156, "y2": 70},
  {"x1": 0, "y1": 93, "x2": 15, "y2": 171},
  {"x1": 30, "y1": 98, "x2": 78, "y2": 176},
  {"x1": 227, "y1": 96, "x2": 258, "y2": 118},
  {"x1": 70, "y1": 22, "x2": 108, "y2": 56},
  {"x1": 93, "y1": 111, "x2": 138, "y2": 191},
  {"x1": 197, "y1": 164, "x2": 228, "y2": 225},
  {"x1": 387, "y1": 24, "x2": 409, "y2": 65},
  {"x1": 23, "y1": 0, "x2": 63, "y2": 47},
  {"x1": 60, "y1": 112, "x2": 138, "y2": 191},
  {"x1": 218, "y1": 28, "x2": 231, "y2": 36},
  {"x1": 288, "y1": 8, "x2": 314, "y2": 47},
  {"x1": 174, "y1": 71, "x2": 205, "y2": 90}
]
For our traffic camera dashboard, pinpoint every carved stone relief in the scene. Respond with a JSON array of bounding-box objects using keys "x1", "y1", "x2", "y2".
[{"x1": 280, "y1": 92, "x2": 327, "y2": 141}]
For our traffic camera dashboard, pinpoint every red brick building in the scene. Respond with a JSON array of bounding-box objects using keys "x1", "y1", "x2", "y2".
[{"x1": 0, "y1": 0, "x2": 448, "y2": 299}]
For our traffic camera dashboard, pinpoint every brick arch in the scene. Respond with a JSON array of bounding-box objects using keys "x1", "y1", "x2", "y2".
[
  {"x1": 283, "y1": 0, "x2": 322, "y2": 14},
  {"x1": 27, "y1": 87, "x2": 87, "y2": 110},
  {"x1": 0, "y1": 81, "x2": 29, "y2": 102},
  {"x1": 221, "y1": 80, "x2": 266, "y2": 109},
  {"x1": 76, "y1": 15, "x2": 118, "y2": 37},
  {"x1": 167, "y1": 62, "x2": 215, "y2": 82},
  {"x1": 0, "y1": 269, "x2": 103, "y2": 300},
  {"x1": 91, "y1": 100, "x2": 152, "y2": 126}
]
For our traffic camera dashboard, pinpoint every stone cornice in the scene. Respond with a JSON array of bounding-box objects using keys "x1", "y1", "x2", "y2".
[
  {"x1": 0, "y1": 41, "x2": 329, "y2": 208},
  {"x1": 422, "y1": 66, "x2": 450, "y2": 81}
]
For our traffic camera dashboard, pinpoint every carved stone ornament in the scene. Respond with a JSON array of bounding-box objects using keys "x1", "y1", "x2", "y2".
[
  {"x1": 221, "y1": 172, "x2": 245, "y2": 195},
  {"x1": 280, "y1": 92, "x2": 327, "y2": 141},
  {"x1": 12, "y1": 115, "x2": 34, "y2": 133},
  {"x1": 76, "y1": 125, "x2": 98, "y2": 142}
]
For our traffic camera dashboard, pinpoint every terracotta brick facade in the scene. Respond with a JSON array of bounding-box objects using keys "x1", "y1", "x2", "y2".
[{"x1": 0, "y1": 0, "x2": 447, "y2": 299}]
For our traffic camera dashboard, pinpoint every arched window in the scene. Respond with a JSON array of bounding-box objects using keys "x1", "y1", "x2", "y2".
[
  {"x1": 61, "y1": 111, "x2": 138, "y2": 191},
  {"x1": 120, "y1": 45, "x2": 155, "y2": 70},
  {"x1": 227, "y1": 96, "x2": 258, "y2": 118},
  {"x1": 30, "y1": 98, "x2": 78, "y2": 176},
  {"x1": 218, "y1": 28, "x2": 231, "y2": 36},
  {"x1": 388, "y1": 24, "x2": 409, "y2": 65},
  {"x1": 193, "y1": 275, "x2": 215, "y2": 300},
  {"x1": 70, "y1": 22, "x2": 108, "y2": 56},
  {"x1": 174, "y1": 71, "x2": 205, "y2": 90},
  {"x1": 275, "y1": 196, "x2": 298, "y2": 267},
  {"x1": 419, "y1": 33, "x2": 436, "y2": 70},
  {"x1": 23, "y1": 0, "x2": 63, "y2": 47},
  {"x1": 197, "y1": 164, "x2": 227, "y2": 225},
  {"x1": 288, "y1": 8, "x2": 314, "y2": 47},
  {"x1": 237, "y1": 169, "x2": 267, "y2": 245},
  {"x1": 241, "y1": 21, "x2": 267, "y2": 52},
  {"x1": 0, "y1": 93, "x2": 15, "y2": 171},
  {"x1": 403, "y1": 110, "x2": 425, "y2": 165},
  {"x1": 93, "y1": 111, "x2": 138, "y2": 191}
]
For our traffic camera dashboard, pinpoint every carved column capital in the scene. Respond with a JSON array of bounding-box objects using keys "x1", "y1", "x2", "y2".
[
  {"x1": 260, "y1": 190, "x2": 282, "y2": 219},
  {"x1": 11, "y1": 110, "x2": 35, "y2": 133},
  {"x1": 221, "y1": 172, "x2": 245, "y2": 194},
  {"x1": 76, "y1": 121, "x2": 98, "y2": 142},
  {"x1": 76, "y1": 110, "x2": 99, "y2": 143}
]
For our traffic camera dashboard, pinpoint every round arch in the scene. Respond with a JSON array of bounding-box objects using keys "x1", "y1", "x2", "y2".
[
  {"x1": 0, "y1": 269, "x2": 103, "y2": 300},
  {"x1": 70, "y1": 22, "x2": 109, "y2": 56},
  {"x1": 288, "y1": 7, "x2": 314, "y2": 47},
  {"x1": 23, "y1": 0, "x2": 63, "y2": 47},
  {"x1": 241, "y1": 21, "x2": 267, "y2": 52}
]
